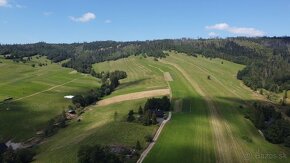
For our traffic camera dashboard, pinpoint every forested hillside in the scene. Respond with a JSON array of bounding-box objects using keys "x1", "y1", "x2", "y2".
[{"x1": 0, "y1": 37, "x2": 289, "y2": 92}]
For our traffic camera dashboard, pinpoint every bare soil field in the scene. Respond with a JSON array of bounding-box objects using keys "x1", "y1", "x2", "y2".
[{"x1": 97, "y1": 89, "x2": 170, "y2": 106}]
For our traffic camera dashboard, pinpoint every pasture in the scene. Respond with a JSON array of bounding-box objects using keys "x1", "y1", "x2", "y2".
[
  {"x1": 144, "y1": 52, "x2": 290, "y2": 163},
  {"x1": 93, "y1": 56, "x2": 168, "y2": 97},
  {"x1": 2, "y1": 53, "x2": 290, "y2": 163},
  {"x1": 35, "y1": 99, "x2": 158, "y2": 163},
  {"x1": 0, "y1": 56, "x2": 99, "y2": 141}
]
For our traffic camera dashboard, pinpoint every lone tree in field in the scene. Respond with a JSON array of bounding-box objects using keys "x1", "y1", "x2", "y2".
[
  {"x1": 127, "y1": 110, "x2": 135, "y2": 122},
  {"x1": 207, "y1": 75, "x2": 211, "y2": 80},
  {"x1": 135, "y1": 140, "x2": 142, "y2": 150},
  {"x1": 114, "y1": 111, "x2": 118, "y2": 121},
  {"x1": 138, "y1": 106, "x2": 143, "y2": 115}
]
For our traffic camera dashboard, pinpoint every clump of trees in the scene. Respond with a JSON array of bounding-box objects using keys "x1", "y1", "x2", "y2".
[
  {"x1": 250, "y1": 102, "x2": 290, "y2": 146},
  {"x1": 78, "y1": 145, "x2": 122, "y2": 163},
  {"x1": 93, "y1": 70, "x2": 127, "y2": 80},
  {"x1": 126, "y1": 96, "x2": 171, "y2": 126},
  {"x1": 71, "y1": 70, "x2": 127, "y2": 110},
  {"x1": 43, "y1": 111, "x2": 67, "y2": 137}
]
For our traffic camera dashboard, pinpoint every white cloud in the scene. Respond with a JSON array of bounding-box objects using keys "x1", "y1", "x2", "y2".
[
  {"x1": 227, "y1": 27, "x2": 264, "y2": 36},
  {"x1": 15, "y1": 4, "x2": 25, "y2": 8},
  {"x1": 0, "y1": 0, "x2": 25, "y2": 8},
  {"x1": 0, "y1": 0, "x2": 8, "y2": 7},
  {"x1": 206, "y1": 23, "x2": 229, "y2": 30},
  {"x1": 208, "y1": 32, "x2": 218, "y2": 37},
  {"x1": 206, "y1": 23, "x2": 265, "y2": 37},
  {"x1": 70, "y1": 12, "x2": 96, "y2": 23},
  {"x1": 43, "y1": 11, "x2": 53, "y2": 16},
  {"x1": 104, "y1": 19, "x2": 112, "y2": 24}
]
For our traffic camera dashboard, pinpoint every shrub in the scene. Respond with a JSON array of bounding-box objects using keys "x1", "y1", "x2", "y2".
[
  {"x1": 145, "y1": 134, "x2": 153, "y2": 142},
  {"x1": 135, "y1": 141, "x2": 142, "y2": 150}
]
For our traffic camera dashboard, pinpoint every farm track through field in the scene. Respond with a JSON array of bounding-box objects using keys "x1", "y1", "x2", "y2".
[
  {"x1": 137, "y1": 112, "x2": 172, "y2": 163},
  {"x1": 160, "y1": 59, "x2": 246, "y2": 163},
  {"x1": 97, "y1": 89, "x2": 170, "y2": 106},
  {"x1": 13, "y1": 78, "x2": 80, "y2": 102}
]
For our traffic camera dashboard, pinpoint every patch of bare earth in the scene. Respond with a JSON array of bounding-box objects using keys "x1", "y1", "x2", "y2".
[
  {"x1": 160, "y1": 60, "x2": 246, "y2": 163},
  {"x1": 69, "y1": 70, "x2": 77, "y2": 74},
  {"x1": 164, "y1": 72, "x2": 173, "y2": 81},
  {"x1": 96, "y1": 89, "x2": 170, "y2": 106}
]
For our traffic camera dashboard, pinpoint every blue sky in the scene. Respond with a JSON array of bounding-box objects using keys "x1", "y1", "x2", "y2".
[{"x1": 0, "y1": 0, "x2": 290, "y2": 43}]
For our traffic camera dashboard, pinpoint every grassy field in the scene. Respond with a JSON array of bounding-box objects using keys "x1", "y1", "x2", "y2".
[
  {"x1": 93, "y1": 56, "x2": 168, "y2": 97},
  {"x1": 33, "y1": 57, "x2": 168, "y2": 162},
  {"x1": 2, "y1": 53, "x2": 290, "y2": 162},
  {"x1": 144, "y1": 52, "x2": 290, "y2": 163},
  {"x1": 0, "y1": 56, "x2": 100, "y2": 141},
  {"x1": 143, "y1": 55, "x2": 216, "y2": 162},
  {"x1": 35, "y1": 99, "x2": 157, "y2": 163},
  {"x1": 94, "y1": 56, "x2": 216, "y2": 162}
]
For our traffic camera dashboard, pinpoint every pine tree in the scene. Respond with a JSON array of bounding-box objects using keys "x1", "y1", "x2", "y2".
[
  {"x1": 127, "y1": 110, "x2": 135, "y2": 122},
  {"x1": 135, "y1": 141, "x2": 142, "y2": 150},
  {"x1": 152, "y1": 112, "x2": 157, "y2": 124},
  {"x1": 138, "y1": 106, "x2": 143, "y2": 115},
  {"x1": 143, "y1": 111, "x2": 151, "y2": 126},
  {"x1": 114, "y1": 111, "x2": 118, "y2": 121}
]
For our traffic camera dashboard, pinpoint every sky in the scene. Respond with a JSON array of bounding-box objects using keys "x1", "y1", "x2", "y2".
[{"x1": 0, "y1": 0, "x2": 290, "y2": 44}]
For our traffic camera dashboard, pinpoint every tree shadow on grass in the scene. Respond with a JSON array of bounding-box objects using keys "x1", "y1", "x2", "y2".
[
  {"x1": 0, "y1": 101, "x2": 58, "y2": 142},
  {"x1": 117, "y1": 78, "x2": 151, "y2": 90},
  {"x1": 149, "y1": 95, "x2": 290, "y2": 162}
]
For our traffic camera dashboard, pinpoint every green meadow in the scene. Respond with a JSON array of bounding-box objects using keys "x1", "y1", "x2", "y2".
[
  {"x1": 0, "y1": 56, "x2": 99, "y2": 141},
  {"x1": 1, "y1": 53, "x2": 290, "y2": 163},
  {"x1": 145, "y1": 52, "x2": 290, "y2": 163},
  {"x1": 35, "y1": 99, "x2": 157, "y2": 163},
  {"x1": 93, "y1": 56, "x2": 168, "y2": 97}
]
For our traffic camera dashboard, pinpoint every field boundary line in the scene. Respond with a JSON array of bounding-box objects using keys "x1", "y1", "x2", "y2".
[{"x1": 13, "y1": 78, "x2": 80, "y2": 102}]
